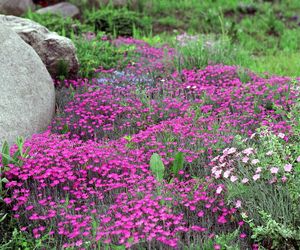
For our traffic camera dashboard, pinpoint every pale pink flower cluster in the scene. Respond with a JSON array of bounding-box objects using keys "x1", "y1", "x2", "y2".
[
  {"x1": 284, "y1": 164, "x2": 292, "y2": 172},
  {"x1": 270, "y1": 167, "x2": 279, "y2": 174},
  {"x1": 242, "y1": 147, "x2": 254, "y2": 156},
  {"x1": 252, "y1": 174, "x2": 260, "y2": 181},
  {"x1": 223, "y1": 147, "x2": 237, "y2": 155},
  {"x1": 251, "y1": 159, "x2": 260, "y2": 165}
]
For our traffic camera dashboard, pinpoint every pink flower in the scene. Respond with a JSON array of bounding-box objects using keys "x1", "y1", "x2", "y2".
[
  {"x1": 214, "y1": 170, "x2": 222, "y2": 179},
  {"x1": 284, "y1": 164, "x2": 292, "y2": 172},
  {"x1": 297, "y1": 156, "x2": 300, "y2": 162},
  {"x1": 269, "y1": 177, "x2": 277, "y2": 184},
  {"x1": 214, "y1": 244, "x2": 221, "y2": 250},
  {"x1": 242, "y1": 157, "x2": 249, "y2": 163},
  {"x1": 217, "y1": 216, "x2": 227, "y2": 224},
  {"x1": 240, "y1": 233, "x2": 247, "y2": 238},
  {"x1": 25, "y1": 205, "x2": 34, "y2": 211},
  {"x1": 197, "y1": 210, "x2": 204, "y2": 217},
  {"x1": 230, "y1": 175, "x2": 238, "y2": 182},
  {"x1": 3, "y1": 198, "x2": 12, "y2": 204},
  {"x1": 270, "y1": 167, "x2": 279, "y2": 174},
  {"x1": 278, "y1": 133, "x2": 285, "y2": 139},
  {"x1": 190, "y1": 205, "x2": 196, "y2": 211},
  {"x1": 252, "y1": 159, "x2": 260, "y2": 164},
  {"x1": 235, "y1": 200, "x2": 242, "y2": 208},
  {"x1": 227, "y1": 147, "x2": 236, "y2": 154},
  {"x1": 266, "y1": 150, "x2": 273, "y2": 156},
  {"x1": 211, "y1": 156, "x2": 219, "y2": 162},
  {"x1": 102, "y1": 217, "x2": 111, "y2": 223},
  {"x1": 209, "y1": 233, "x2": 215, "y2": 238},
  {"x1": 216, "y1": 186, "x2": 223, "y2": 194},
  {"x1": 242, "y1": 147, "x2": 254, "y2": 155},
  {"x1": 281, "y1": 176, "x2": 288, "y2": 183},
  {"x1": 222, "y1": 148, "x2": 230, "y2": 155},
  {"x1": 33, "y1": 233, "x2": 41, "y2": 239},
  {"x1": 223, "y1": 170, "x2": 231, "y2": 178},
  {"x1": 241, "y1": 178, "x2": 249, "y2": 184},
  {"x1": 253, "y1": 174, "x2": 260, "y2": 181},
  {"x1": 75, "y1": 240, "x2": 83, "y2": 247},
  {"x1": 178, "y1": 170, "x2": 184, "y2": 175},
  {"x1": 191, "y1": 225, "x2": 206, "y2": 232},
  {"x1": 255, "y1": 167, "x2": 262, "y2": 173}
]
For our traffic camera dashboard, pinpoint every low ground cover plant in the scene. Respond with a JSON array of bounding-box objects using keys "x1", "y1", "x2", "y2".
[
  {"x1": 211, "y1": 126, "x2": 300, "y2": 249},
  {"x1": 2, "y1": 1, "x2": 300, "y2": 248},
  {"x1": 2, "y1": 35, "x2": 300, "y2": 248}
]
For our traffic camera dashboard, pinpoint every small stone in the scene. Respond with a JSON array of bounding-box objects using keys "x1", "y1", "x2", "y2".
[
  {"x1": 0, "y1": 0, "x2": 34, "y2": 16},
  {"x1": 36, "y1": 2, "x2": 80, "y2": 19}
]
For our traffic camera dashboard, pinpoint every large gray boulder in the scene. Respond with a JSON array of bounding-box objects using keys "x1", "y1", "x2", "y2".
[
  {"x1": 0, "y1": 15, "x2": 79, "y2": 79},
  {"x1": 0, "y1": 0, "x2": 34, "y2": 16},
  {"x1": 0, "y1": 24, "x2": 55, "y2": 147},
  {"x1": 36, "y1": 2, "x2": 80, "y2": 19}
]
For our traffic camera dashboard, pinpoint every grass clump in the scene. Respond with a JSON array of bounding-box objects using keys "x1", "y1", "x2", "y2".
[{"x1": 174, "y1": 34, "x2": 249, "y2": 72}]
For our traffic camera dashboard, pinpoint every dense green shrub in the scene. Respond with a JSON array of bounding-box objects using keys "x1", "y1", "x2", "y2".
[
  {"x1": 84, "y1": 8, "x2": 152, "y2": 37},
  {"x1": 74, "y1": 34, "x2": 138, "y2": 78},
  {"x1": 174, "y1": 35, "x2": 250, "y2": 72}
]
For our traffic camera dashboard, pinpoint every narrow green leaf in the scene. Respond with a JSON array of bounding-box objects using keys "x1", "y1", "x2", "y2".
[
  {"x1": 12, "y1": 150, "x2": 21, "y2": 161},
  {"x1": 61, "y1": 124, "x2": 69, "y2": 134},
  {"x1": 0, "y1": 213, "x2": 7, "y2": 223},
  {"x1": 1, "y1": 141, "x2": 10, "y2": 166},
  {"x1": 16, "y1": 136, "x2": 25, "y2": 157},
  {"x1": 24, "y1": 147, "x2": 30, "y2": 158},
  {"x1": 1, "y1": 178, "x2": 8, "y2": 183},
  {"x1": 172, "y1": 152, "x2": 184, "y2": 177}
]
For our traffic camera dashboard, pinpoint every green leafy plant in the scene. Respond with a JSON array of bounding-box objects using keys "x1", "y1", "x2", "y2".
[
  {"x1": 124, "y1": 135, "x2": 135, "y2": 149},
  {"x1": 214, "y1": 229, "x2": 242, "y2": 250},
  {"x1": 1, "y1": 137, "x2": 29, "y2": 201},
  {"x1": 0, "y1": 227, "x2": 55, "y2": 250},
  {"x1": 1, "y1": 141, "x2": 10, "y2": 170},
  {"x1": 1, "y1": 141, "x2": 12, "y2": 201},
  {"x1": 242, "y1": 211, "x2": 300, "y2": 249},
  {"x1": 1, "y1": 137, "x2": 30, "y2": 168},
  {"x1": 60, "y1": 124, "x2": 69, "y2": 135},
  {"x1": 150, "y1": 153, "x2": 165, "y2": 181}
]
